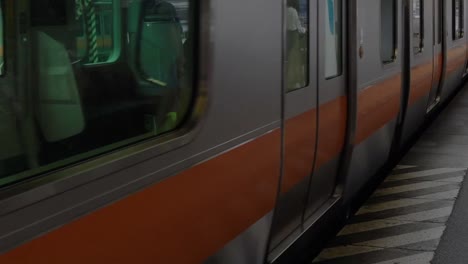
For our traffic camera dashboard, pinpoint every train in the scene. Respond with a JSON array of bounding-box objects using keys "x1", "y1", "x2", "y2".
[{"x1": 0, "y1": 0, "x2": 467, "y2": 263}]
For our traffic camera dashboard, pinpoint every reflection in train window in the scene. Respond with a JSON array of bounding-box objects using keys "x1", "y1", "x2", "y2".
[
  {"x1": 286, "y1": 0, "x2": 309, "y2": 92},
  {"x1": 412, "y1": 0, "x2": 423, "y2": 54},
  {"x1": 325, "y1": 0, "x2": 342, "y2": 79},
  {"x1": 381, "y1": 0, "x2": 397, "y2": 64},
  {"x1": 0, "y1": 0, "x2": 195, "y2": 185},
  {"x1": 453, "y1": 0, "x2": 464, "y2": 40}
]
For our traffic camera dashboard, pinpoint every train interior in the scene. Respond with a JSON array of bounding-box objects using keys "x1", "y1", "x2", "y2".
[{"x1": 0, "y1": 0, "x2": 194, "y2": 184}]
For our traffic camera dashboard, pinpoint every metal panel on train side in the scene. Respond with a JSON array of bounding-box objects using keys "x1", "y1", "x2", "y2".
[
  {"x1": 0, "y1": 0, "x2": 283, "y2": 263},
  {"x1": 344, "y1": 0, "x2": 403, "y2": 201},
  {"x1": 400, "y1": 0, "x2": 435, "y2": 145}
]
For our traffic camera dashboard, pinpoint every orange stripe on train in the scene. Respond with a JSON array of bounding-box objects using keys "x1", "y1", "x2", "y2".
[
  {"x1": 356, "y1": 74, "x2": 402, "y2": 144},
  {"x1": 316, "y1": 96, "x2": 347, "y2": 168},
  {"x1": 409, "y1": 60, "x2": 433, "y2": 105},
  {"x1": 282, "y1": 110, "x2": 317, "y2": 192}
]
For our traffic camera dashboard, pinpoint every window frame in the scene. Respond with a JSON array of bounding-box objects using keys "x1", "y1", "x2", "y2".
[
  {"x1": 453, "y1": 0, "x2": 464, "y2": 40},
  {"x1": 380, "y1": 0, "x2": 398, "y2": 65}
]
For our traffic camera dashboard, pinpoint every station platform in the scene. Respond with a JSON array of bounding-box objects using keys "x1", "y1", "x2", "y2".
[{"x1": 313, "y1": 84, "x2": 468, "y2": 264}]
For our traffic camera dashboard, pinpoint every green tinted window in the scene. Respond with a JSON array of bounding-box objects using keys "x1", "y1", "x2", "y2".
[
  {"x1": 0, "y1": 0, "x2": 195, "y2": 185},
  {"x1": 286, "y1": 0, "x2": 309, "y2": 92}
]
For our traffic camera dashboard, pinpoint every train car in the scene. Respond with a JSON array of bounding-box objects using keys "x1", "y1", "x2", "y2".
[{"x1": 0, "y1": 0, "x2": 467, "y2": 263}]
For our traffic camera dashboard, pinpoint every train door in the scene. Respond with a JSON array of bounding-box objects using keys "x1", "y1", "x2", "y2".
[
  {"x1": 399, "y1": 0, "x2": 435, "y2": 144},
  {"x1": 427, "y1": 0, "x2": 444, "y2": 112},
  {"x1": 304, "y1": 0, "x2": 346, "y2": 219},
  {"x1": 345, "y1": 0, "x2": 403, "y2": 201},
  {"x1": 268, "y1": 0, "x2": 318, "y2": 256}
]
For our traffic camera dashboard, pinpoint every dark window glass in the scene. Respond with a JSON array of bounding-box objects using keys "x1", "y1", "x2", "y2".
[
  {"x1": 0, "y1": 0, "x2": 4, "y2": 76},
  {"x1": 286, "y1": 0, "x2": 309, "y2": 92},
  {"x1": 381, "y1": 0, "x2": 397, "y2": 64},
  {"x1": 453, "y1": 0, "x2": 464, "y2": 40},
  {"x1": 413, "y1": 0, "x2": 423, "y2": 53},
  {"x1": 438, "y1": 0, "x2": 443, "y2": 44},
  {"x1": 325, "y1": 0, "x2": 342, "y2": 79},
  {"x1": 0, "y1": 0, "x2": 195, "y2": 185}
]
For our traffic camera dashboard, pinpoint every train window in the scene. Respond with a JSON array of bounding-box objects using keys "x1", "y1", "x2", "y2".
[
  {"x1": 286, "y1": 0, "x2": 309, "y2": 92},
  {"x1": 0, "y1": 1, "x2": 4, "y2": 76},
  {"x1": 453, "y1": 0, "x2": 464, "y2": 40},
  {"x1": 0, "y1": 0, "x2": 195, "y2": 185},
  {"x1": 325, "y1": 0, "x2": 342, "y2": 79},
  {"x1": 438, "y1": 0, "x2": 443, "y2": 44},
  {"x1": 381, "y1": 0, "x2": 397, "y2": 64},
  {"x1": 412, "y1": 0, "x2": 423, "y2": 54}
]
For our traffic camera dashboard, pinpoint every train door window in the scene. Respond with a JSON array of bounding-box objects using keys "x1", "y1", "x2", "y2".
[
  {"x1": 286, "y1": 0, "x2": 309, "y2": 92},
  {"x1": 0, "y1": 0, "x2": 196, "y2": 186},
  {"x1": 412, "y1": 0, "x2": 423, "y2": 53},
  {"x1": 381, "y1": 0, "x2": 397, "y2": 64},
  {"x1": 438, "y1": 0, "x2": 443, "y2": 44},
  {"x1": 0, "y1": 0, "x2": 4, "y2": 76},
  {"x1": 453, "y1": 0, "x2": 464, "y2": 40},
  {"x1": 324, "y1": 0, "x2": 342, "y2": 79}
]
